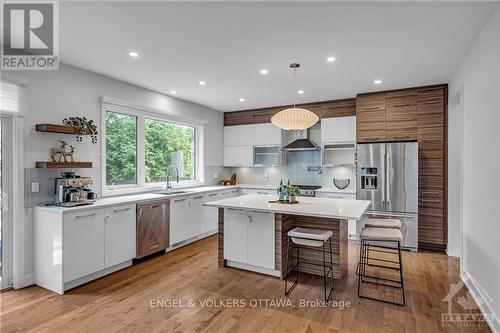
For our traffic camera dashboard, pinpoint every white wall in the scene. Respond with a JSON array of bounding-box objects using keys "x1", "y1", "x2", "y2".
[
  {"x1": 4, "y1": 63, "x2": 224, "y2": 286},
  {"x1": 10, "y1": 63, "x2": 223, "y2": 168},
  {"x1": 449, "y1": 4, "x2": 500, "y2": 328}
]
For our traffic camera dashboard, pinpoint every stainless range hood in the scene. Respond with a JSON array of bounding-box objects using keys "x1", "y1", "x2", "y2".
[{"x1": 282, "y1": 128, "x2": 320, "y2": 151}]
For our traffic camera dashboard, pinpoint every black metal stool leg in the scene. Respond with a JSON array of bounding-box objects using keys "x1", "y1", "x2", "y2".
[{"x1": 284, "y1": 236, "x2": 298, "y2": 296}]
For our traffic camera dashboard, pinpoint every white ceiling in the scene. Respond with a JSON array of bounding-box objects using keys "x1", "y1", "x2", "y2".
[{"x1": 59, "y1": 1, "x2": 497, "y2": 112}]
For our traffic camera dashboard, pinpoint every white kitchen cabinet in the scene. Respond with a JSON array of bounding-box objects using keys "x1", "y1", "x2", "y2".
[
  {"x1": 224, "y1": 146, "x2": 253, "y2": 167},
  {"x1": 252, "y1": 123, "x2": 282, "y2": 145},
  {"x1": 189, "y1": 194, "x2": 205, "y2": 238},
  {"x1": 223, "y1": 209, "x2": 275, "y2": 271},
  {"x1": 203, "y1": 192, "x2": 220, "y2": 232},
  {"x1": 247, "y1": 211, "x2": 275, "y2": 269},
  {"x1": 321, "y1": 116, "x2": 356, "y2": 143},
  {"x1": 224, "y1": 208, "x2": 248, "y2": 263},
  {"x1": 104, "y1": 204, "x2": 136, "y2": 268},
  {"x1": 63, "y1": 210, "x2": 105, "y2": 283},
  {"x1": 170, "y1": 196, "x2": 191, "y2": 244},
  {"x1": 224, "y1": 125, "x2": 254, "y2": 146}
]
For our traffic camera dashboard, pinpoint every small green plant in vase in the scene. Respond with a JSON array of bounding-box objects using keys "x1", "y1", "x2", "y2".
[{"x1": 288, "y1": 185, "x2": 300, "y2": 203}]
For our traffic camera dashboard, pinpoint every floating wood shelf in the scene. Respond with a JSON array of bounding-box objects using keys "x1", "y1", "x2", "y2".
[
  {"x1": 36, "y1": 124, "x2": 91, "y2": 135},
  {"x1": 36, "y1": 161, "x2": 93, "y2": 169}
]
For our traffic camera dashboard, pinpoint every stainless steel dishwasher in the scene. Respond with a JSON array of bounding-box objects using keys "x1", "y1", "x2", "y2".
[{"x1": 136, "y1": 199, "x2": 170, "y2": 258}]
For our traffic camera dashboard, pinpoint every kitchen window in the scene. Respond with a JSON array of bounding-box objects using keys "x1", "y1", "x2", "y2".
[{"x1": 101, "y1": 98, "x2": 204, "y2": 196}]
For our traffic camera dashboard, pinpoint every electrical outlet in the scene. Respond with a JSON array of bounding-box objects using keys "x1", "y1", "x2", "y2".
[
  {"x1": 264, "y1": 173, "x2": 268, "y2": 181},
  {"x1": 212, "y1": 173, "x2": 218, "y2": 179},
  {"x1": 31, "y1": 182, "x2": 40, "y2": 193}
]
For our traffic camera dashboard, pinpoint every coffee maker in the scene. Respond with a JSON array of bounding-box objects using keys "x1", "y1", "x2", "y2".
[{"x1": 55, "y1": 172, "x2": 96, "y2": 207}]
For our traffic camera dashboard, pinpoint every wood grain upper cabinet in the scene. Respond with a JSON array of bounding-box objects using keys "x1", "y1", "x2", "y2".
[
  {"x1": 385, "y1": 90, "x2": 418, "y2": 141},
  {"x1": 356, "y1": 93, "x2": 386, "y2": 142}
]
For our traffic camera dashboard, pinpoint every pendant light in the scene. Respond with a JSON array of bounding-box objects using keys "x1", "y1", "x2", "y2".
[{"x1": 271, "y1": 63, "x2": 319, "y2": 130}]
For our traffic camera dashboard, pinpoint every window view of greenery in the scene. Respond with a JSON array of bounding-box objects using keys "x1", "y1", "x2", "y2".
[
  {"x1": 106, "y1": 112, "x2": 137, "y2": 186},
  {"x1": 145, "y1": 119, "x2": 196, "y2": 183}
]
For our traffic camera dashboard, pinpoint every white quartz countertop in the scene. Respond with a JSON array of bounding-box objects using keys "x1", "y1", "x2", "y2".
[{"x1": 204, "y1": 194, "x2": 370, "y2": 220}]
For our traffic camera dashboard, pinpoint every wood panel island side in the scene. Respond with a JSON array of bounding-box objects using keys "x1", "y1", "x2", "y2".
[{"x1": 203, "y1": 194, "x2": 370, "y2": 279}]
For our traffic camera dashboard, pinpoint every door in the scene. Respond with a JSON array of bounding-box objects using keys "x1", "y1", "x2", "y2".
[
  {"x1": 223, "y1": 146, "x2": 253, "y2": 167},
  {"x1": 189, "y1": 195, "x2": 204, "y2": 238},
  {"x1": 0, "y1": 117, "x2": 12, "y2": 289},
  {"x1": 223, "y1": 208, "x2": 248, "y2": 263},
  {"x1": 137, "y1": 201, "x2": 169, "y2": 257},
  {"x1": 63, "y1": 210, "x2": 105, "y2": 283},
  {"x1": 247, "y1": 211, "x2": 275, "y2": 269},
  {"x1": 356, "y1": 143, "x2": 385, "y2": 211},
  {"x1": 203, "y1": 192, "x2": 220, "y2": 232},
  {"x1": 105, "y1": 204, "x2": 136, "y2": 267},
  {"x1": 386, "y1": 142, "x2": 418, "y2": 213},
  {"x1": 170, "y1": 197, "x2": 190, "y2": 244}
]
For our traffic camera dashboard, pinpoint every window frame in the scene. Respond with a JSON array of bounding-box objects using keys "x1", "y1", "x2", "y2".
[{"x1": 100, "y1": 97, "x2": 205, "y2": 197}]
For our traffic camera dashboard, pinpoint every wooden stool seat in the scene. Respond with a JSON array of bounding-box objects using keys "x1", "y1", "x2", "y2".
[
  {"x1": 360, "y1": 227, "x2": 403, "y2": 242},
  {"x1": 288, "y1": 227, "x2": 333, "y2": 247}
]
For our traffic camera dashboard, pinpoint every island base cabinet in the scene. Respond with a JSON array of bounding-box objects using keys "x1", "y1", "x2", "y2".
[
  {"x1": 223, "y1": 209, "x2": 275, "y2": 270},
  {"x1": 247, "y1": 211, "x2": 275, "y2": 269},
  {"x1": 63, "y1": 210, "x2": 105, "y2": 283},
  {"x1": 223, "y1": 209, "x2": 248, "y2": 263}
]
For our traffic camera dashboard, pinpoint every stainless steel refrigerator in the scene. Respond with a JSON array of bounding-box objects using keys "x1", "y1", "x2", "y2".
[{"x1": 356, "y1": 142, "x2": 418, "y2": 250}]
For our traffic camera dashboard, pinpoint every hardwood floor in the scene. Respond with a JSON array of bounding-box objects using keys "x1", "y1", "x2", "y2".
[{"x1": 1, "y1": 236, "x2": 491, "y2": 333}]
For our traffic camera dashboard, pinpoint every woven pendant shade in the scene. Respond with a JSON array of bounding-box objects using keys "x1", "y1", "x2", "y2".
[{"x1": 271, "y1": 108, "x2": 319, "y2": 130}]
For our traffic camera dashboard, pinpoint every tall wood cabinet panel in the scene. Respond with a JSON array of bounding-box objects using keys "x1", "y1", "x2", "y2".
[
  {"x1": 356, "y1": 93, "x2": 386, "y2": 142},
  {"x1": 417, "y1": 86, "x2": 447, "y2": 251},
  {"x1": 385, "y1": 89, "x2": 418, "y2": 141}
]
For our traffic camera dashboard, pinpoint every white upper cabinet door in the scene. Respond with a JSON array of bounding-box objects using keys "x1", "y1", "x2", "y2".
[
  {"x1": 223, "y1": 208, "x2": 248, "y2": 263},
  {"x1": 247, "y1": 211, "x2": 275, "y2": 269},
  {"x1": 321, "y1": 116, "x2": 356, "y2": 143},
  {"x1": 223, "y1": 146, "x2": 253, "y2": 167},
  {"x1": 224, "y1": 125, "x2": 254, "y2": 146},
  {"x1": 63, "y1": 209, "x2": 105, "y2": 283},
  {"x1": 252, "y1": 123, "x2": 282, "y2": 145},
  {"x1": 104, "y1": 204, "x2": 136, "y2": 268}
]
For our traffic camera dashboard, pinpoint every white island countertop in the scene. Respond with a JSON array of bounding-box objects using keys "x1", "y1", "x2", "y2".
[{"x1": 204, "y1": 194, "x2": 371, "y2": 220}]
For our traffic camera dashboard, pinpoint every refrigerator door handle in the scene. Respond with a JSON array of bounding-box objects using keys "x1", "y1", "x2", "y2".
[{"x1": 385, "y1": 151, "x2": 390, "y2": 211}]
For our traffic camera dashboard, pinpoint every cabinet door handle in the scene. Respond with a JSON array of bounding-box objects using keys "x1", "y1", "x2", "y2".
[
  {"x1": 113, "y1": 207, "x2": 131, "y2": 213},
  {"x1": 420, "y1": 199, "x2": 440, "y2": 203},
  {"x1": 231, "y1": 190, "x2": 239, "y2": 193},
  {"x1": 394, "y1": 104, "x2": 410, "y2": 108},
  {"x1": 151, "y1": 204, "x2": 161, "y2": 209},
  {"x1": 75, "y1": 213, "x2": 96, "y2": 219},
  {"x1": 422, "y1": 101, "x2": 440, "y2": 105},
  {"x1": 252, "y1": 210, "x2": 269, "y2": 214},
  {"x1": 363, "y1": 106, "x2": 379, "y2": 110},
  {"x1": 150, "y1": 244, "x2": 159, "y2": 249},
  {"x1": 257, "y1": 191, "x2": 268, "y2": 194},
  {"x1": 209, "y1": 193, "x2": 218, "y2": 197},
  {"x1": 222, "y1": 192, "x2": 230, "y2": 195},
  {"x1": 193, "y1": 196, "x2": 203, "y2": 199},
  {"x1": 228, "y1": 208, "x2": 243, "y2": 211},
  {"x1": 174, "y1": 198, "x2": 186, "y2": 203},
  {"x1": 422, "y1": 191, "x2": 439, "y2": 195}
]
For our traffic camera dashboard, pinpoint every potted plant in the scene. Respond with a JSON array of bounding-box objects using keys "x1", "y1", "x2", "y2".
[
  {"x1": 288, "y1": 185, "x2": 300, "y2": 203},
  {"x1": 63, "y1": 117, "x2": 98, "y2": 144}
]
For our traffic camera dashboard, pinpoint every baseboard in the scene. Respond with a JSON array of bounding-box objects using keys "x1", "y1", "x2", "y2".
[
  {"x1": 167, "y1": 229, "x2": 218, "y2": 252},
  {"x1": 461, "y1": 267, "x2": 499, "y2": 333},
  {"x1": 226, "y1": 260, "x2": 281, "y2": 278}
]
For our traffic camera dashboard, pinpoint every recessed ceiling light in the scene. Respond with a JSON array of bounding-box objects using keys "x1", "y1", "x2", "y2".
[
  {"x1": 199, "y1": 80, "x2": 206, "y2": 86},
  {"x1": 326, "y1": 56, "x2": 336, "y2": 62},
  {"x1": 239, "y1": 98, "x2": 245, "y2": 102},
  {"x1": 374, "y1": 79, "x2": 382, "y2": 85},
  {"x1": 260, "y1": 69, "x2": 269, "y2": 74},
  {"x1": 297, "y1": 90, "x2": 304, "y2": 94},
  {"x1": 170, "y1": 90, "x2": 177, "y2": 95},
  {"x1": 128, "y1": 51, "x2": 138, "y2": 58}
]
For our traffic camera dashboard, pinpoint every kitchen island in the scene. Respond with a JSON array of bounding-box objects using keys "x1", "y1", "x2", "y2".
[{"x1": 204, "y1": 194, "x2": 370, "y2": 279}]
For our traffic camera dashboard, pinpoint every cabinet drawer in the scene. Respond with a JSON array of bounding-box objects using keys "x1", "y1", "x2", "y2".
[
  {"x1": 418, "y1": 125, "x2": 444, "y2": 140},
  {"x1": 419, "y1": 159, "x2": 444, "y2": 176},
  {"x1": 419, "y1": 190, "x2": 444, "y2": 209}
]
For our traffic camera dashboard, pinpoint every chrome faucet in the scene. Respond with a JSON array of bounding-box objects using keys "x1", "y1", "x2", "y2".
[{"x1": 165, "y1": 165, "x2": 179, "y2": 191}]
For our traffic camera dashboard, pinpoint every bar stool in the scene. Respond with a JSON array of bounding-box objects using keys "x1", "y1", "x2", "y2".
[
  {"x1": 284, "y1": 227, "x2": 335, "y2": 302},
  {"x1": 357, "y1": 227, "x2": 405, "y2": 306},
  {"x1": 362, "y1": 218, "x2": 402, "y2": 269}
]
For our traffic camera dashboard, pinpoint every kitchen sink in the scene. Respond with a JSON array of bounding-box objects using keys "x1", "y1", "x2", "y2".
[{"x1": 156, "y1": 190, "x2": 191, "y2": 195}]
